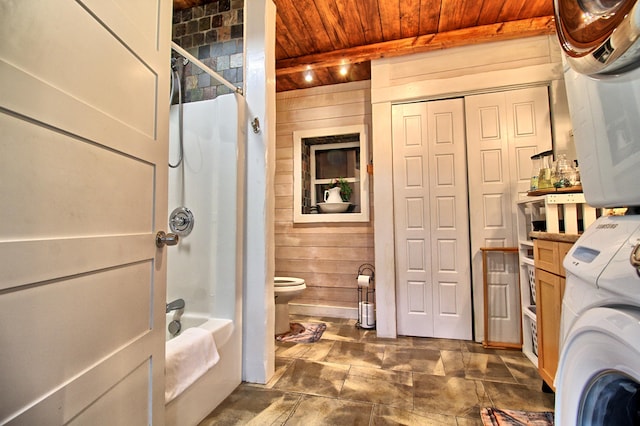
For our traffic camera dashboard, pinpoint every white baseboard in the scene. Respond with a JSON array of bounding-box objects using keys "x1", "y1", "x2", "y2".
[{"x1": 289, "y1": 303, "x2": 358, "y2": 320}]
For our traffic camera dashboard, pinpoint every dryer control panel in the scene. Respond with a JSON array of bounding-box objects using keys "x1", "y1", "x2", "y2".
[{"x1": 564, "y1": 215, "x2": 640, "y2": 290}]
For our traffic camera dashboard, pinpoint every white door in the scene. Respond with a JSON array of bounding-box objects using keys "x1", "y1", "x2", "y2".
[
  {"x1": 465, "y1": 87, "x2": 552, "y2": 344},
  {"x1": 392, "y1": 99, "x2": 472, "y2": 339},
  {"x1": 0, "y1": 1, "x2": 171, "y2": 424}
]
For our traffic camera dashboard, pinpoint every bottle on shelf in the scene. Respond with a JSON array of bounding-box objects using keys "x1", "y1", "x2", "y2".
[
  {"x1": 572, "y1": 159, "x2": 581, "y2": 186},
  {"x1": 537, "y1": 151, "x2": 554, "y2": 189},
  {"x1": 530, "y1": 153, "x2": 542, "y2": 191},
  {"x1": 553, "y1": 153, "x2": 574, "y2": 188}
]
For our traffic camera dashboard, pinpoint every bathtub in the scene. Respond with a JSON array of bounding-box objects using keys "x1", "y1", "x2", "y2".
[
  {"x1": 164, "y1": 313, "x2": 241, "y2": 426},
  {"x1": 165, "y1": 313, "x2": 233, "y2": 342}
]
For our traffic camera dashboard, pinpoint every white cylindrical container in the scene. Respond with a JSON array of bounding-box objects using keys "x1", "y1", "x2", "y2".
[{"x1": 359, "y1": 301, "x2": 375, "y2": 329}]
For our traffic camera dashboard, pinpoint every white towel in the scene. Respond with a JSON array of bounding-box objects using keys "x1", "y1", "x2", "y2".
[{"x1": 165, "y1": 327, "x2": 220, "y2": 403}]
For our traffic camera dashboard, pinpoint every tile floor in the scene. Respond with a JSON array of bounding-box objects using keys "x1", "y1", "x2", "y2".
[{"x1": 199, "y1": 315, "x2": 555, "y2": 425}]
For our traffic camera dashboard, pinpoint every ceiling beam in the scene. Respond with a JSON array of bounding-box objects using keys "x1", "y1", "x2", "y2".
[{"x1": 276, "y1": 16, "x2": 556, "y2": 76}]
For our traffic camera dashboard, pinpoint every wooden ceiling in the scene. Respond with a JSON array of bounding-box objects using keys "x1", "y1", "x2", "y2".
[{"x1": 175, "y1": 0, "x2": 557, "y2": 92}]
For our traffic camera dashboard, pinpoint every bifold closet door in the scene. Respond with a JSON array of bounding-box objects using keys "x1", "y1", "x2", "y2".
[
  {"x1": 465, "y1": 86, "x2": 553, "y2": 344},
  {"x1": 392, "y1": 99, "x2": 472, "y2": 339}
]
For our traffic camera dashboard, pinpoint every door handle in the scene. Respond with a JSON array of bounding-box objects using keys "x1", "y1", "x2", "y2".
[{"x1": 156, "y1": 231, "x2": 179, "y2": 248}]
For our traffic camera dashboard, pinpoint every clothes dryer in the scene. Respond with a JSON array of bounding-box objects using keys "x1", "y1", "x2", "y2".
[{"x1": 556, "y1": 0, "x2": 640, "y2": 208}]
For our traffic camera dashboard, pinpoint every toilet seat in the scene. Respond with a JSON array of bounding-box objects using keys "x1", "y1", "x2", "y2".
[{"x1": 274, "y1": 277, "x2": 305, "y2": 287}]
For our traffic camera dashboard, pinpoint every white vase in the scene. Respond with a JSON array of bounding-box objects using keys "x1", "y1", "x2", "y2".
[{"x1": 323, "y1": 186, "x2": 343, "y2": 203}]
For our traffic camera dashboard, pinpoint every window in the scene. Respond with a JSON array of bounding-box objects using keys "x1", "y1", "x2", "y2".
[
  {"x1": 293, "y1": 125, "x2": 369, "y2": 223},
  {"x1": 310, "y1": 139, "x2": 359, "y2": 208}
]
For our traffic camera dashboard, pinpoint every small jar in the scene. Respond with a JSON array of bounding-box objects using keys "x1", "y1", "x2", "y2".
[{"x1": 554, "y1": 154, "x2": 574, "y2": 188}]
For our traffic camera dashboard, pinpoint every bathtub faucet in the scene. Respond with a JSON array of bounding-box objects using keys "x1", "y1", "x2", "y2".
[{"x1": 166, "y1": 298, "x2": 185, "y2": 313}]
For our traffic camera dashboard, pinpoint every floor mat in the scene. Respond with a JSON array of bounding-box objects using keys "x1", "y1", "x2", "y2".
[
  {"x1": 275, "y1": 322, "x2": 326, "y2": 343},
  {"x1": 480, "y1": 408, "x2": 554, "y2": 426}
]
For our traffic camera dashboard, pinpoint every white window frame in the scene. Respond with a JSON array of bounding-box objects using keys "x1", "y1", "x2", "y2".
[{"x1": 293, "y1": 124, "x2": 369, "y2": 223}]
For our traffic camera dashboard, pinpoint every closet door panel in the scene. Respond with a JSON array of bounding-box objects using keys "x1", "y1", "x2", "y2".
[
  {"x1": 393, "y1": 103, "x2": 434, "y2": 337},
  {"x1": 466, "y1": 87, "x2": 553, "y2": 345},
  {"x1": 393, "y1": 99, "x2": 471, "y2": 339}
]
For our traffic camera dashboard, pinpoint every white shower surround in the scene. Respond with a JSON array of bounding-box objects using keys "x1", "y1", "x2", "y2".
[{"x1": 165, "y1": 95, "x2": 243, "y2": 425}]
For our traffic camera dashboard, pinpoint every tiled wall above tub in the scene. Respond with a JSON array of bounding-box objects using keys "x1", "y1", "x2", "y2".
[{"x1": 172, "y1": 0, "x2": 243, "y2": 102}]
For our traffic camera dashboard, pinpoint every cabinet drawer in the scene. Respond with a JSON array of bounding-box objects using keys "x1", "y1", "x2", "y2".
[
  {"x1": 534, "y1": 239, "x2": 560, "y2": 275},
  {"x1": 534, "y1": 239, "x2": 574, "y2": 277}
]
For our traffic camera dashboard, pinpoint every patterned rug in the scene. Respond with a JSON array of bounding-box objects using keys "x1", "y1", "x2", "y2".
[
  {"x1": 480, "y1": 408, "x2": 554, "y2": 426},
  {"x1": 275, "y1": 322, "x2": 327, "y2": 343}
]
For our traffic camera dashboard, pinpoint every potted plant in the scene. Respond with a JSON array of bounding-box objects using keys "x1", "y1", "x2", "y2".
[{"x1": 329, "y1": 177, "x2": 352, "y2": 202}]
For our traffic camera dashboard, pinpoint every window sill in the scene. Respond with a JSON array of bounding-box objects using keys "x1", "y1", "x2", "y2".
[{"x1": 293, "y1": 211, "x2": 369, "y2": 223}]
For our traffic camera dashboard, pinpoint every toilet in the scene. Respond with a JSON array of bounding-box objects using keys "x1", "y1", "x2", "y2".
[{"x1": 274, "y1": 277, "x2": 306, "y2": 335}]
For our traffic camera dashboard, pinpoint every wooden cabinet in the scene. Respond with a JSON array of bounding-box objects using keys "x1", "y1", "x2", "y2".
[{"x1": 534, "y1": 239, "x2": 573, "y2": 390}]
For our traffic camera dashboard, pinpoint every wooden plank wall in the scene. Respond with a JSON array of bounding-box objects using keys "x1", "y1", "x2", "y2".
[{"x1": 275, "y1": 80, "x2": 373, "y2": 311}]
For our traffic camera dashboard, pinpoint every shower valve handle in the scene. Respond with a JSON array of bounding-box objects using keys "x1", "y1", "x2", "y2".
[
  {"x1": 156, "y1": 231, "x2": 179, "y2": 248},
  {"x1": 171, "y1": 216, "x2": 187, "y2": 226}
]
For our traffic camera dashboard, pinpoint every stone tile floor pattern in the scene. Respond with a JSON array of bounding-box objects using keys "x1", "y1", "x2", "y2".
[{"x1": 199, "y1": 315, "x2": 554, "y2": 425}]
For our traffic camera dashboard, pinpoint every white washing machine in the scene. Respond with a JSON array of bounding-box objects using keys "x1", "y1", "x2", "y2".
[
  {"x1": 557, "y1": 216, "x2": 640, "y2": 424},
  {"x1": 554, "y1": 0, "x2": 640, "y2": 424}
]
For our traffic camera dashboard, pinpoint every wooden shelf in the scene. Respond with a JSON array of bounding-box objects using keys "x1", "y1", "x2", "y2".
[
  {"x1": 530, "y1": 231, "x2": 581, "y2": 243},
  {"x1": 521, "y1": 256, "x2": 535, "y2": 266},
  {"x1": 526, "y1": 185, "x2": 583, "y2": 196},
  {"x1": 517, "y1": 193, "x2": 597, "y2": 235}
]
